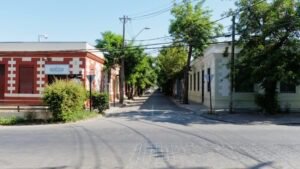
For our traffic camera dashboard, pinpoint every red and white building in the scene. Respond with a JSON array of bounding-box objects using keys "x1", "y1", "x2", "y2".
[{"x1": 0, "y1": 42, "x2": 119, "y2": 105}]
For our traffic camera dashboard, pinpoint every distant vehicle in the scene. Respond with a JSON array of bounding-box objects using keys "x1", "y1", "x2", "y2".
[{"x1": 144, "y1": 89, "x2": 153, "y2": 95}]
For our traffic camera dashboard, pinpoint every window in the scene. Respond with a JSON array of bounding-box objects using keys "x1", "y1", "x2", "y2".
[
  {"x1": 190, "y1": 74, "x2": 192, "y2": 91},
  {"x1": 19, "y1": 66, "x2": 34, "y2": 94},
  {"x1": 207, "y1": 68, "x2": 211, "y2": 92},
  {"x1": 0, "y1": 65, "x2": 5, "y2": 98},
  {"x1": 48, "y1": 75, "x2": 68, "y2": 84},
  {"x1": 197, "y1": 72, "x2": 200, "y2": 91},
  {"x1": 280, "y1": 82, "x2": 296, "y2": 93},
  {"x1": 193, "y1": 73, "x2": 196, "y2": 91}
]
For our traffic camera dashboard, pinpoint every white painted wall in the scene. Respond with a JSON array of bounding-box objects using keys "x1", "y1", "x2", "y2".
[{"x1": 188, "y1": 43, "x2": 300, "y2": 111}]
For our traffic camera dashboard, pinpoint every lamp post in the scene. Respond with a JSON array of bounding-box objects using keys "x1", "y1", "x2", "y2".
[
  {"x1": 132, "y1": 27, "x2": 150, "y2": 42},
  {"x1": 38, "y1": 34, "x2": 48, "y2": 42},
  {"x1": 119, "y1": 26, "x2": 150, "y2": 104}
]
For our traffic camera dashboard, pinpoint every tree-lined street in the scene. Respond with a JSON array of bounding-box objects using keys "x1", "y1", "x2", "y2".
[
  {"x1": 0, "y1": 0, "x2": 300, "y2": 169},
  {"x1": 1, "y1": 92, "x2": 299, "y2": 169}
]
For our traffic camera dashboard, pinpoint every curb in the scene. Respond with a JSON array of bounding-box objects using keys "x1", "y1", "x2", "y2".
[
  {"x1": 169, "y1": 97, "x2": 300, "y2": 125},
  {"x1": 169, "y1": 97, "x2": 234, "y2": 124}
]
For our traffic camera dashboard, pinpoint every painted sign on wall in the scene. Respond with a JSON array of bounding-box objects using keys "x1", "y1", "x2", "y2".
[{"x1": 45, "y1": 64, "x2": 69, "y2": 75}]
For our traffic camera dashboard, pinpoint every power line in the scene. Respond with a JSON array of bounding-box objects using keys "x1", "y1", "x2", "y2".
[
  {"x1": 130, "y1": 0, "x2": 200, "y2": 21},
  {"x1": 129, "y1": 0, "x2": 175, "y2": 18},
  {"x1": 121, "y1": 41, "x2": 231, "y2": 51},
  {"x1": 125, "y1": 36, "x2": 172, "y2": 42},
  {"x1": 131, "y1": 6, "x2": 173, "y2": 20},
  {"x1": 209, "y1": 0, "x2": 266, "y2": 24},
  {"x1": 126, "y1": 33, "x2": 231, "y2": 43},
  {"x1": 0, "y1": 41, "x2": 232, "y2": 57}
]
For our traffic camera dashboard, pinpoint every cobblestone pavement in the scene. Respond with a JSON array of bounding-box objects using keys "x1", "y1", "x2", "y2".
[{"x1": 0, "y1": 92, "x2": 300, "y2": 169}]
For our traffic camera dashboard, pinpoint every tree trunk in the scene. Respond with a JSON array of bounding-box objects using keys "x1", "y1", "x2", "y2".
[
  {"x1": 183, "y1": 45, "x2": 193, "y2": 104},
  {"x1": 263, "y1": 80, "x2": 279, "y2": 114},
  {"x1": 127, "y1": 84, "x2": 134, "y2": 100}
]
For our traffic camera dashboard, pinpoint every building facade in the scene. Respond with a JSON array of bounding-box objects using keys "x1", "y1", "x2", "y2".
[
  {"x1": 0, "y1": 42, "x2": 117, "y2": 105},
  {"x1": 186, "y1": 43, "x2": 300, "y2": 111}
]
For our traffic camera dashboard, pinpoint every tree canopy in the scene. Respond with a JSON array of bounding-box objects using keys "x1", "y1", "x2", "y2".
[
  {"x1": 124, "y1": 45, "x2": 157, "y2": 98},
  {"x1": 95, "y1": 31, "x2": 157, "y2": 98},
  {"x1": 169, "y1": 0, "x2": 219, "y2": 103},
  {"x1": 169, "y1": 0, "x2": 221, "y2": 55},
  {"x1": 235, "y1": 0, "x2": 300, "y2": 113},
  {"x1": 95, "y1": 31, "x2": 123, "y2": 69},
  {"x1": 156, "y1": 46, "x2": 187, "y2": 95}
]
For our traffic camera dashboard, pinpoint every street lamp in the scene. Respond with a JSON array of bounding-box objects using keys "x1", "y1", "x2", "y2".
[
  {"x1": 119, "y1": 26, "x2": 150, "y2": 104},
  {"x1": 132, "y1": 27, "x2": 150, "y2": 42},
  {"x1": 38, "y1": 34, "x2": 48, "y2": 42}
]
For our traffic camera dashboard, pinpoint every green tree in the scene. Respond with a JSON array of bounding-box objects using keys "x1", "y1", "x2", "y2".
[
  {"x1": 234, "y1": 0, "x2": 300, "y2": 114},
  {"x1": 124, "y1": 45, "x2": 157, "y2": 98},
  {"x1": 169, "y1": 0, "x2": 220, "y2": 104},
  {"x1": 157, "y1": 47, "x2": 187, "y2": 95},
  {"x1": 95, "y1": 31, "x2": 123, "y2": 99}
]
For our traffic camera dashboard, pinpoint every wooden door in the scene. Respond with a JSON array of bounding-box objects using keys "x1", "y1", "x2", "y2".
[
  {"x1": 19, "y1": 66, "x2": 34, "y2": 93},
  {"x1": 0, "y1": 65, "x2": 5, "y2": 98}
]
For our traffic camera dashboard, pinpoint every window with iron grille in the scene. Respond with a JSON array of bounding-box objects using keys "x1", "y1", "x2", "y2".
[
  {"x1": 207, "y1": 68, "x2": 211, "y2": 92},
  {"x1": 190, "y1": 74, "x2": 192, "y2": 91},
  {"x1": 197, "y1": 72, "x2": 200, "y2": 91},
  {"x1": 194, "y1": 73, "x2": 196, "y2": 91}
]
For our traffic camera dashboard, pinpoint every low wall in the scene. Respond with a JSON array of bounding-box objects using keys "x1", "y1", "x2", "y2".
[{"x1": 0, "y1": 106, "x2": 52, "y2": 120}]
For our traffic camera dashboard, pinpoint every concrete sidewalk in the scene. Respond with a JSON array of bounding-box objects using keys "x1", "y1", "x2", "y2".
[{"x1": 171, "y1": 97, "x2": 300, "y2": 125}]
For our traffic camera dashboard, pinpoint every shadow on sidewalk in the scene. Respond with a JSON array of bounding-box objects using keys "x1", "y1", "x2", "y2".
[
  {"x1": 107, "y1": 91, "x2": 300, "y2": 126},
  {"x1": 171, "y1": 97, "x2": 300, "y2": 126}
]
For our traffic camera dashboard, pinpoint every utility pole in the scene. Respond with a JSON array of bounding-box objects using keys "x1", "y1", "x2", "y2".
[
  {"x1": 119, "y1": 15, "x2": 131, "y2": 104},
  {"x1": 229, "y1": 15, "x2": 236, "y2": 113}
]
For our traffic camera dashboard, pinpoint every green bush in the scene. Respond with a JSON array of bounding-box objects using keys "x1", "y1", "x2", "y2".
[
  {"x1": 255, "y1": 93, "x2": 280, "y2": 114},
  {"x1": 91, "y1": 92, "x2": 109, "y2": 114},
  {"x1": 43, "y1": 80, "x2": 87, "y2": 122},
  {"x1": 0, "y1": 117, "x2": 25, "y2": 125}
]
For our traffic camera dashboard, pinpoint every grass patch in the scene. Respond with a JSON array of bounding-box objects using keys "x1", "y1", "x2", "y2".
[
  {"x1": 63, "y1": 110, "x2": 99, "y2": 122},
  {"x1": 0, "y1": 111, "x2": 99, "y2": 126}
]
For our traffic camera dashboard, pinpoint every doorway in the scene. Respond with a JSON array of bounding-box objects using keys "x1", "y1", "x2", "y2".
[
  {"x1": 19, "y1": 66, "x2": 34, "y2": 94},
  {"x1": 0, "y1": 65, "x2": 5, "y2": 99}
]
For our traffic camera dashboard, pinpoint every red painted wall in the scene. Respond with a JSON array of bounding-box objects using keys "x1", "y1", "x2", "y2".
[{"x1": 0, "y1": 51, "x2": 105, "y2": 105}]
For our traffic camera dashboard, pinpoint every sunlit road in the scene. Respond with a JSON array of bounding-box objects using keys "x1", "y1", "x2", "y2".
[{"x1": 0, "y1": 92, "x2": 300, "y2": 169}]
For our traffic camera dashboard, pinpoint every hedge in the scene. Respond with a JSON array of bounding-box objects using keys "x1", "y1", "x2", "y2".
[
  {"x1": 91, "y1": 92, "x2": 109, "y2": 114},
  {"x1": 43, "y1": 80, "x2": 87, "y2": 122}
]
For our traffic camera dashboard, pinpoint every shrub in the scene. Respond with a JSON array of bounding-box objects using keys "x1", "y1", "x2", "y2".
[
  {"x1": 62, "y1": 110, "x2": 98, "y2": 122},
  {"x1": 0, "y1": 117, "x2": 25, "y2": 125},
  {"x1": 91, "y1": 92, "x2": 109, "y2": 114},
  {"x1": 255, "y1": 93, "x2": 280, "y2": 114},
  {"x1": 43, "y1": 80, "x2": 87, "y2": 122}
]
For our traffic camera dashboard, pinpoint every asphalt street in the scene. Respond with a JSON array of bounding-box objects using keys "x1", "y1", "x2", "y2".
[{"x1": 0, "y1": 92, "x2": 300, "y2": 169}]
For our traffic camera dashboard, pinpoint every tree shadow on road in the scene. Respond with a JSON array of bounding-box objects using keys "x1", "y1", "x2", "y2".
[
  {"x1": 107, "y1": 92, "x2": 225, "y2": 126},
  {"x1": 106, "y1": 109, "x2": 223, "y2": 126}
]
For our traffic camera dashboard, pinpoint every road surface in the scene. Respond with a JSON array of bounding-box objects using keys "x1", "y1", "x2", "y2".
[{"x1": 0, "y1": 92, "x2": 300, "y2": 169}]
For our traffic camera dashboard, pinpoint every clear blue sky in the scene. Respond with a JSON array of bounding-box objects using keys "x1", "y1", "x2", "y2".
[{"x1": 0, "y1": 0, "x2": 236, "y2": 48}]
